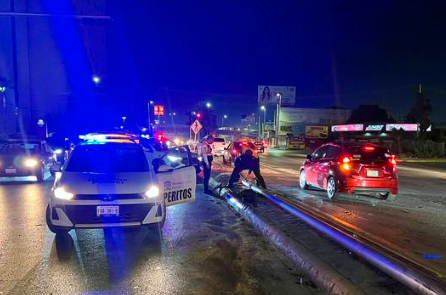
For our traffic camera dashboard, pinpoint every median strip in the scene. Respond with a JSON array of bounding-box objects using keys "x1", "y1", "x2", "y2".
[{"x1": 209, "y1": 177, "x2": 368, "y2": 295}]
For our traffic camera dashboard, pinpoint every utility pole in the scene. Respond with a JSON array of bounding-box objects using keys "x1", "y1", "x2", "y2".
[
  {"x1": 10, "y1": 0, "x2": 20, "y2": 133},
  {"x1": 275, "y1": 93, "x2": 282, "y2": 147}
]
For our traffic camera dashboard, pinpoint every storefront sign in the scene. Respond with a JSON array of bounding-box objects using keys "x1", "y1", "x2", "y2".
[
  {"x1": 365, "y1": 124, "x2": 385, "y2": 131},
  {"x1": 331, "y1": 124, "x2": 364, "y2": 132},
  {"x1": 385, "y1": 124, "x2": 419, "y2": 132}
]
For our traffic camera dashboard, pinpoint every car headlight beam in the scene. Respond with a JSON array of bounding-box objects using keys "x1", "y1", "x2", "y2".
[
  {"x1": 144, "y1": 185, "x2": 160, "y2": 199},
  {"x1": 54, "y1": 187, "x2": 74, "y2": 200},
  {"x1": 24, "y1": 158, "x2": 39, "y2": 168}
]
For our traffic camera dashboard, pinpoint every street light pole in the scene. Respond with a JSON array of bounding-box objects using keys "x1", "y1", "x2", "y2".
[
  {"x1": 260, "y1": 105, "x2": 266, "y2": 139},
  {"x1": 275, "y1": 93, "x2": 282, "y2": 147},
  {"x1": 148, "y1": 101, "x2": 154, "y2": 132},
  {"x1": 221, "y1": 114, "x2": 227, "y2": 127}
]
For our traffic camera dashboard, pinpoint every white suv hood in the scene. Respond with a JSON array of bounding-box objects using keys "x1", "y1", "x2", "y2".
[{"x1": 58, "y1": 172, "x2": 156, "y2": 195}]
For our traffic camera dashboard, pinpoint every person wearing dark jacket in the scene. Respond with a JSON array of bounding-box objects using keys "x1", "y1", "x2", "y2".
[{"x1": 228, "y1": 149, "x2": 267, "y2": 189}]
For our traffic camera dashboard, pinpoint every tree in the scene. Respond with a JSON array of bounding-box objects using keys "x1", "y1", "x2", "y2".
[
  {"x1": 406, "y1": 86, "x2": 432, "y2": 137},
  {"x1": 347, "y1": 104, "x2": 396, "y2": 124}
]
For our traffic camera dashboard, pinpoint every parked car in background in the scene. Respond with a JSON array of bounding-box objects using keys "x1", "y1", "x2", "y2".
[
  {"x1": 254, "y1": 141, "x2": 267, "y2": 153},
  {"x1": 299, "y1": 143, "x2": 398, "y2": 200},
  {"x1": 212, "y1": 137, "x2": 228, "y2": 156},
  {"x1": 222, "y1": 141, "x2": 258, "y2": 166},
  {"x1": 0, "y1": 140, "x2": 55, "y2": 182}
]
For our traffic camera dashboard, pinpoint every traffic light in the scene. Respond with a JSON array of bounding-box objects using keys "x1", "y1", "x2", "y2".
[{"x1": 196, "y1": 113, "x2": 202, "y2": 119}]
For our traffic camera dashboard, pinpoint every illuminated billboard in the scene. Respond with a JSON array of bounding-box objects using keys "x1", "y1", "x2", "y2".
[
  {"x1": 331, "y1": 124, "x2": 364, "y2": 132},
  {"x1": 385, "y1": 124, "x2": 419, "y2": 132}
]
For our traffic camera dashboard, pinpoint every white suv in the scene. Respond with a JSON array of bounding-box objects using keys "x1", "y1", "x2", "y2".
[
  {"x1": 212, "y1": 137, "x2": 228, "y2": 156},
  {"x1": 46, "y1": 136, "x2": 196, "y2": 235}
]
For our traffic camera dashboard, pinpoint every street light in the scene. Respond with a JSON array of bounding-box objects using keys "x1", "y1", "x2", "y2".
[
  {"x1": 206, "y1": 102, "x2": 212, "y2": 108},
  {"x1": 275, "y1": 93, "x2": 282, "y2": 147},
  {"x1": 221, "y1": 114, "x2": 228, "y2": 127},
  {"x1": 148, "y1": 101, "x2": 155, "y2": 132},
  {"x1": 37, "y1": 119, "x2": 48, "y2": 138},
  {"x1": 92, "y1": 76, "x2": 101, "y2": 85}
]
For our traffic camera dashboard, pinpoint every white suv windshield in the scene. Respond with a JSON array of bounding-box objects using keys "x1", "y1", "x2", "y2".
[{"x1": 66, "y1": 144, "x2": 149, "y2": 173}]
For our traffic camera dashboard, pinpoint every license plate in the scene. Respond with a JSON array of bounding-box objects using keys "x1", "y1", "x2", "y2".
[
  {"x1": 366, "y1": 170, "x2": 379, "y2": 177},
  {"x1": 97, "y1": 206, "x2": 119, "y2": 216},
  {"x1": 5, "y1": 168, "x2": 17, "y2": 174}
]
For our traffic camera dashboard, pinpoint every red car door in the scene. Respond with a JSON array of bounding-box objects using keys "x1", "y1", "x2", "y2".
[
  {"x1": 305, "y1": 146, "x2": 328, "y2": 186},
  {"x1": 316, "y1": 145, "x2": 341, "y2": 189}
]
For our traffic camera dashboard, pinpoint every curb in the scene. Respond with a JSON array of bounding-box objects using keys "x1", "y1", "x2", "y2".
[
  {"x1": 399, "y1": 159, "x2": 446, "y2": 163},
  {"x1": 209, "y1": 177, "x2": 368, "y2": 295}
]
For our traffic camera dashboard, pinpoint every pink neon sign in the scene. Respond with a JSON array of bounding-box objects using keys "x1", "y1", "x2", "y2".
[{"x1": 331, "y1": 124, "x2": 364, "y2": 132}]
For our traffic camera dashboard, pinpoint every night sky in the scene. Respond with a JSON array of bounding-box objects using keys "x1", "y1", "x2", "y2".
[{"x1": 107, "y1": 0, "x2": 446, "y2": 123}]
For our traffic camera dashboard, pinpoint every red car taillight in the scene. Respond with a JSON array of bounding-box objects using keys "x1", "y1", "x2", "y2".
[
  {"x1": 389, "y1": 155, "x2": 397, "y2": 166},
  {"x1": 232, "y1": 149, "x2": 237, "y2": 155},
  {"x1": 340, "y1": 156, "x2": 352, "y2": 171}
]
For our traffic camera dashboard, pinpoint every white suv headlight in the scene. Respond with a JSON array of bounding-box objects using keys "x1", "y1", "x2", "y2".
[
  {"x1": 24, "y1": 158, "x2": 39, "y2": 167},
  {"x1": 54, "y1": 187, "x2": 74, "y2": 200},
  {"x1": 144, "y1": 185, "x2": 160, "y2": 199}
]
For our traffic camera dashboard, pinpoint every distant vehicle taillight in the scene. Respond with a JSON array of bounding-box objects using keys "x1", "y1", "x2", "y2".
[
  {"x1": 389, "y1": 155, "x2": 397, "y2": 166},
  {"x1": 363, "y1": 145, "x2": 375, "y2": 152},
  {"x1": 340, "y1": 156, "x2": 352, "y2": 171}
]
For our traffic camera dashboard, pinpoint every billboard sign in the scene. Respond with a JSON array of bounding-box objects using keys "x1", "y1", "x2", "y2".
[
  {"x1": 258, "y1": 85, "x2": 295, "y2": 106},
  {"x1": 331, "y1": 124, "x2": 364, "y2": 132},
  {"x1": 305, "y1": 126, "x2": 328, "y2": 138},
  {"x1": 385, "y1": 124, "x2": 419, "y2": 132},
  {"x1": 288, "y1": 138, "x2": 305, "y2": 150},
  {"x1": 365, "y1": 124, "x2": 385, "y2": 132}
]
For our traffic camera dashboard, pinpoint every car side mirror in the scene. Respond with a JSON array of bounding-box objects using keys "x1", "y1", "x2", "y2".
[{"x1": 306, "y1": 154, "x2": 312, "y2": 161}]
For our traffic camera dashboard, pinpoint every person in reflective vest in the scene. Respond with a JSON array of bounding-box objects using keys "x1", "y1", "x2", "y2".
[
  {"x1": 228, "y1": 149, "x2": 266, "y2": 189},
  {"x1": 199, "y1": 135, "x2": 215, "y2": 194}
]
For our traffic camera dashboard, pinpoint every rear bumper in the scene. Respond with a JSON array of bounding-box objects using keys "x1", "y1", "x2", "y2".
[
  {"x1": 0, "y1": 167, "x2": 41, "y2": 178},
  {"x1": 212, "y1": 150, "x2": 225, "y2": 156},
  {"x1": 339, "y1": 177, "x2": 398, "y2": 195}
]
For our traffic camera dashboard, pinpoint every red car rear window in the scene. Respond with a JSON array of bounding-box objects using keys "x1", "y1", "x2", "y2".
[{"x1": 346, "y1": 146, "x2": 389, "y2": 163}]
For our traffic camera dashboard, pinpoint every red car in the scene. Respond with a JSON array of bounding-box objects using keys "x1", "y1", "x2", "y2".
[{"x1": 299, "y1": 143, "x2": 398, "y2": 200}]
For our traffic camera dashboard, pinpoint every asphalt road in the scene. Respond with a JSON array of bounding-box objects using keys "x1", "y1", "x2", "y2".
[
  {"x1": 0, "y1": 177, "x2": 322, "y2": 295},
  {"x1": 245, "y1": 150, "x2": 446, "y2": 279}
]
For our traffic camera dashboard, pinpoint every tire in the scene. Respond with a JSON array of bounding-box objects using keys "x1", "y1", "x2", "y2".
[
  {"x1": 382, "y1": 193, "x2": 396, "y2": 202},
  {"x1": 299, "y1": 170, "x2": 309, "y2": 190},
  {"x1": 46, "y1": 205, "x2": 71, "y2": 235},
  {"x1": 326, "y1": 176, "x2": 337, "y2": 200},
  {"x1": 36, "y1": 166, "x2": 44, "y2": 183}
]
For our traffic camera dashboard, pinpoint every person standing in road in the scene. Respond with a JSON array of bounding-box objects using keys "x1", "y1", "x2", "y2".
[
  {"x1": 228, "y1": 148, "x2": 267, "y2": 189},
  {"x1": 199, "y1": 135, "x2": 215, "y2": 195}
]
